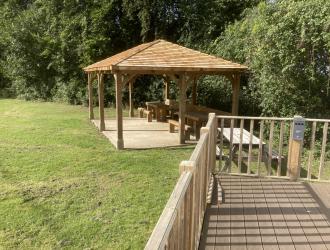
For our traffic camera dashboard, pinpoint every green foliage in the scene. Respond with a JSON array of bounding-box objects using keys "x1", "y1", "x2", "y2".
[
  {"x1": 212, "y1": 0, "x2": 330, "y2": 117},
  {"x1": 0, "y1": 0, "x2": 258, "y2": 104}
]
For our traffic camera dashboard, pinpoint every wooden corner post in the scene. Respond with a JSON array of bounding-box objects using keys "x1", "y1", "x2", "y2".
[
  {"x1": 128, "y1": 81, "x2": 134, "y2": 118},
  {"x1": 87, "y1": 73, "x2": 94, "y2": 120},
  {"x1": 192, "y1": 77, "x2": 197, "y2": 105},
  {"x1": 288, "y1": 116, "x2": 305, "y2": 181},
  {"x1": 179, "y1": 160, "x2": 196, "y2": 249},
  {"x1": 179, "y1": 74, "x2": 187, "y2": 144},
  {"x1": 114, "y1": 73, "x2": 124, "y2": 150},
  {"x1": 231, "y1": 74, "x2": 240, "y2": 116},
  {"x1": 97, "y1": 73, "x2": 105, "y2": 131},
  {"x1": 164, "y1": 77, "x2": 170, "y2": 100}
]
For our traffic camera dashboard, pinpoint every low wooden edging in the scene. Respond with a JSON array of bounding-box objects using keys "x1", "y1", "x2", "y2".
[{"x1": 145, "y1": 113, "x2": 217, "y2": 250}]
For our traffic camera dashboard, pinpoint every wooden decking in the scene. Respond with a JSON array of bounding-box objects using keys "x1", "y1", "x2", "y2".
[
  {"x1": 92, "y1": 118, "x2": 196, "y2": 149},
  {"x1": 199, "y1": 175, "x2": 330, "y2": 250}
]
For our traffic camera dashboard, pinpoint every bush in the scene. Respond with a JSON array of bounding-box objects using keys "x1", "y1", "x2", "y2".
[{"x1": 210, "y1": 0, "x2": 330, "y2": 117}]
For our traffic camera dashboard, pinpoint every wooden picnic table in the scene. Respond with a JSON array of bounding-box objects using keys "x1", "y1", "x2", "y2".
[
  {"x1": 219, "y1": 127, "x2": 263, "y2": 145},
  {"x1": 146, "y1": 102, "x2": 168, "y2": 122},
  {"x1": 185, "y1": 111, "x2": 208, "y2": 140},
  {"x1": 218, "y1": 127, "x2": 265, "y2": 162}
]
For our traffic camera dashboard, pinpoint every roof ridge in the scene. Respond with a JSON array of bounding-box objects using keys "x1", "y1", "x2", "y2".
[{"x1": 113, "y1": 40, "x2": 162, "y2": 67}]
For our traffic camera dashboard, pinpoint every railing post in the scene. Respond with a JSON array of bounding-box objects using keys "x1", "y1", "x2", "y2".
[
  {"x1": 288, "y1": 116, "x2": 305, "y2": 181},
  {"x1": 179, "y1": 160, "x2": 196, "y2": 250}
]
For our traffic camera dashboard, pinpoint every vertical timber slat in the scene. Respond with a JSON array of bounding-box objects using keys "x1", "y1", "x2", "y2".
[
  {"x1": 318, "y1": 122, "x2": 328, "y2": 180},
  {"x1": 267, "y1": 120, "x2": 274, "y2": 176},
  {"x1": 247, "y1": 119, "x2": 254, "y2": 174},
  {"x1": 307, "y1": 121, "x2": 317, "y2": 180},
  {"x1": 219, "y1": 118, "x2": 224, "y2": 171},
  {"x1": 238, "y1": 119, "x2": 244, "y2": 173},
  {"x1": 257, "y1": 120, "x2": 264, "y2": 176},
  {"x1": 277, "y1": 121, "x2": 285, "y2": 176},
  {"x1": 229, "y1": 119, "x2": 234, "y2": 173}
]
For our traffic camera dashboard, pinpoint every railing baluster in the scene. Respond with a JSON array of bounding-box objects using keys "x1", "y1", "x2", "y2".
[
  {"x1": 318, "y1": 122, "x2": 328, "y2": 180},
  {"x1": 229, "y1": 119, "x2": 234, "y2": 173},
  {"x1": 268, "y1": 121, "x2": 274, "y2": 176},
  {"x1": 238, "y1": 119, "x2": 244, "y2": 173},
  {"x1": 248, "y1": 119, "x2": 254, "y2": 174},
  {"x1": 307, "y1": 121, "x2": 316, "y2": 180},
  {"x1": 219, "y1": 118, "x2": 224, "y2": 171},
  {"x1": 286, "y1": 121, "x2": 294, "y2": 177},
  {"x1": 277, "y1": 121, "x2": 285, "y2": 176},
  {"x1": 257, "y1": 120, "x2": 264, "y2": 176}
]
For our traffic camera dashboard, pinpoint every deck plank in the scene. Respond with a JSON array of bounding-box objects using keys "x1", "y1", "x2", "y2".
[{"x1": 199, "y1": 175, "x2": 330, "y2": 250}]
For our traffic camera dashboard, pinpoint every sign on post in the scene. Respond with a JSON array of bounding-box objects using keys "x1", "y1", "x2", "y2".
[{"x1": 293, "y1": 116, "x2": 305, "y2": 141}]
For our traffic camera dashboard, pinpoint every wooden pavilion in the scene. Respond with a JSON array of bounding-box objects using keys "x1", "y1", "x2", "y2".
[{"x1": 83, "y1": 39, "x2": 247, "y2": 149}]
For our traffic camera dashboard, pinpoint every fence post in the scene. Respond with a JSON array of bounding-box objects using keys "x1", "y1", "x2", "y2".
[
  {"x1": 288, "y1": 116, "x2": 305, "y2": 181},
  {"x1": 179, "y1": 160, "x2": 196, "y2": 250}
]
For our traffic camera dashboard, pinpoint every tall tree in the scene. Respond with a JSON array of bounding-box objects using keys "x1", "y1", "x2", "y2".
[{"x1": 211, "y1": 0, "x2": 330, "y2": 117}]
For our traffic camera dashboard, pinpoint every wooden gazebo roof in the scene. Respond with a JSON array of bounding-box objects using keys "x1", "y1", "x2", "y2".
[
  {"x1": 84, "y1": 39, "x2": 247, "y2": 74},
  {"x1": 84, "y1": 39, "x2": 248, "y2": 150}
]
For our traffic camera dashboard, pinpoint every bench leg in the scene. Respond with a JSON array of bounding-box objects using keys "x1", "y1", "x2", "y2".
[
  {"x1": 185, "y1": 130, "x2": 191, "y2": 140},
  {"x1": 169, "y1": 123, "x2": 175, "y2": 133},
  {"x1": 147, "y1": 113, "x2": 152, "y2": 122},
  {"x1": 195, "y1": 122, "x2": 201, "y2": 140},
  {"x1": 138, "y1": 109, "x2": 144, "y2": 118}
]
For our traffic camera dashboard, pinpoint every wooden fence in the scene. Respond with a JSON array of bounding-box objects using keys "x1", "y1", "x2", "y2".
[
  {"x1": 217, "y1": 116, "x2": 330, "y2": 181},
  {"x1": 145, "y1": 113, "x2": 217, "y2": 250}
]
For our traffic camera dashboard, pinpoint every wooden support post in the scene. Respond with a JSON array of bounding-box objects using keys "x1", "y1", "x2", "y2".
[
  {"x1": 164, "y1": 78, "x2": 170, "y2": 100},
  {"x1": 231, "y1": 74, "x2": 240, "y2": 116},
  {"x1": 114, "y1": 73, "x2": 124, "y2": 150},
  {"x1": 179, "y1": 74, "x2": 187, "y2": 144},
  {"x1": 87, "y1": 73, "x2": 94, "y2": 120},
  {"x1": 288, "y1": 140, "x2": 302, "y2": 180},
  {"x1": 192, "y1": 77, "x2": 197, "y2": 105},
  {"x1": 288, "y1": 116, "x2": 304, "y2": 180},
  {"x1": 97, "y1": 73, "x2": 105, "y2": 131},
  {"x1": 128, "y1": 81, "x2": 134, "y2": 117}
]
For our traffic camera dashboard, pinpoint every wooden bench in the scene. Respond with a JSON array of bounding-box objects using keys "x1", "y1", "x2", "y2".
[
  {"x1": 144, "y1": 109, "x2": 153, "y2": 122},
  {"x1": 168, "y1": 119, "x2": 192, "y2": 140},
  {"x1": 263, "y1": 145, "x2": 285, "y2": 162},
  {"x1": 137, "y1": 107, "x2": 153, "y2": 122},
  {"x1": 137, "y1": 107, "x2": 144, "y2": 118}
]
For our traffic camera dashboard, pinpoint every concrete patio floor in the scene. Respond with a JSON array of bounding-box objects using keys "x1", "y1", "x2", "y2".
[{"x1": 92, "y1": 118, "x2": 196, "y2": 149}]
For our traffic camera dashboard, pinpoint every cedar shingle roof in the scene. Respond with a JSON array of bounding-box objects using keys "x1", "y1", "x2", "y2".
[{"x1": 84, "y1": 39, "x2": 247, "y2": 73}]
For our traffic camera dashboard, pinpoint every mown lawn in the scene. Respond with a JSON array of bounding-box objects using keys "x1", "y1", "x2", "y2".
[{"x1": 0, "y1": 99, "x2": 194, "y2": 249}]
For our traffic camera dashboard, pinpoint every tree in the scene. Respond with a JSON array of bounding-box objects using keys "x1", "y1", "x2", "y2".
[
  {"x1": 0, "y1": 0, "x2": 260, "y2": 104},
  {"x1": 211, "y1": 0, "x2": 330, "y2": 117}
]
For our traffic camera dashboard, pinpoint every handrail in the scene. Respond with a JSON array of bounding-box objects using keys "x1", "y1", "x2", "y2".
[
  {"x1": 217, "y1": 115, "x2": 330, "y2": 123},
  {"x1": 145, "y1": 171, "x2": 192, "y2": 249},
  {"x1": 145, "y1": 113, "x2": 217, "y2": 250},
  {"x1": 217, "y1": 115, "x2": 329, "y2": 181}
]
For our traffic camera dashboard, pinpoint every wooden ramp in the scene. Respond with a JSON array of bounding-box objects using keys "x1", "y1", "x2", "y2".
[
  {"x1": 92, "y1": 118, "x2": 196, "y2": 149},
  {"x1": 199, "y1": 175, "x2": 330, "y2": 250}
]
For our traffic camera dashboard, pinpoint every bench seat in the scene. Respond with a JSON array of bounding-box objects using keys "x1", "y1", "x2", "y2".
[{"x1": 168, "y1": 119, "x2": 192, "y2": 140}]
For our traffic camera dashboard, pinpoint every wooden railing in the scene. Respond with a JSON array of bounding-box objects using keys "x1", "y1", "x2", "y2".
[
  {"x1": 145, "y1": 113, "x2": 217, "y2": 250},
  {"x1": 217, "y1": 116, "x2": 330, "y2": 181}
]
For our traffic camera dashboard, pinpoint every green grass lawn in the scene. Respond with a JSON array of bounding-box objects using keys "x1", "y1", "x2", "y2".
[{"x1": 0, "y1": 99, "x2": 194, "y2": 249}]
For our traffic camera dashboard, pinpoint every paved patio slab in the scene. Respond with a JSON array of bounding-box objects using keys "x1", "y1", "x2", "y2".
[{"x1": 92, "y1": 118, "x2": 196, "y2": 149}]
